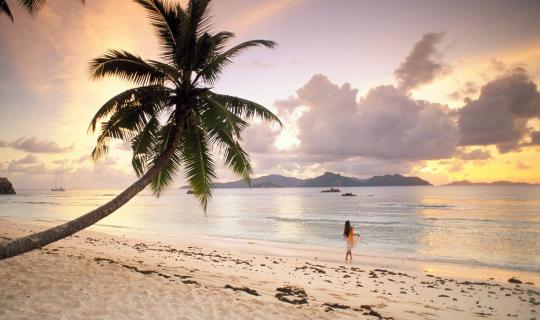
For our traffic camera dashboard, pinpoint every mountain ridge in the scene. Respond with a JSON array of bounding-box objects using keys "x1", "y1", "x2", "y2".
[
  {"x1": 445, "y1": 180, "x2": 538, "y2": 186},
  {"x1": 193, "y1": 172, "x2": 432, "y2": 188}
]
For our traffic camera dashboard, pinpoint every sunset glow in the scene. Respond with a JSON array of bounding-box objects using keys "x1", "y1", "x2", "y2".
[{"x1": 1, "y1": 0, "x2": 539, "y2": 188}]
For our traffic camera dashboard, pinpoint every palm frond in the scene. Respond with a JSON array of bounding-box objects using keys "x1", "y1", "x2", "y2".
[
  {"x1": 199, "y1": 96, "x2": 252, "y2": 182},
  {"x1": 149, "y1": 120, "x2": 183, "y2": 196},
  {"x1": 211, "y1": 31, "x2": 235, "y2": 50},
  {"x1": 148, "y1": 59, "x2": 182, "y2": 85},
  {"x1": 134, "y1": 0, "x2": 184, "y2": 64},
  {"x1": 203, "y1": 96, "x2": 248, "y2": 137},
  {"x1": 17, "y1": 0, "x2": 46, "y2": 14},
  {"x1": 196, "y1": 39, "x2": 276, "y2": 84},
  {"x1": 191, "y1": 31, "x2": 234, "y2": 74},
  {"x1": 131, "y1": 116, "x2": 161, "y2": 176},
  {"x1": 89, "y1": 50, "x2": 166, "y2": 85},
  {"x1": 200, "y1": 115, "x2": 252, "y2": 183},
  {"x1": 219, "y1": 138, "x2": 252, "y2": 184},
  {"x1": 179, "y1": 117, "x2": 216, "y2": 210},
  {"x1": 16, "y1": 0, "x2": 84, "y2": 16},
  {"x1": 179, "y1": 0, "x2": 211, "y2": 68},
  {"x1": 186, "y1": 0, "x2": 211, "y2": 37},
  {"x1": 88, "y1": 85, "x2": 172, "y2": 133},
  {"x1": 1, "y1": 0, "x2": 13, "y2": 21},
  {"x1": 91, "y1": 102, "x2": 154, "y2": 162},
  {"x1": 209, "y1": 93, "x2": 282, "y2": 126}
]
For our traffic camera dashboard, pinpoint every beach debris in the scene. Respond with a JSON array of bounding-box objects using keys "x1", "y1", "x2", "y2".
[
  {"x1": 94, "y1": 257, "x2": 116, "y2": 264},
  {"x1": 368, "y1": 271, "x2": 379, "y2": 278},
  {"x1": 294, "y1": 264, "x2": 326, "y2": 274},
  {"x1": 323, "y1": 302, "x2": 350, "y2": 312},
  {"x1": 508, "y1": 277, "x2": 523, "y2": 284},
  {"x1": 275, "y1": 286, "x2": 308, "y2": 305},
  {"x1": 457, "y1": 281, "x2": 499, "y2": 287},
  {"x1": 357, "y1": 305, "x2": 392, "y2": 319},
  {"x1": 121, "y1": 264, "x2": 155, "y2": 275},
  {"x1": 224, "y1": 284, "x2": 260, "y2": 296}
]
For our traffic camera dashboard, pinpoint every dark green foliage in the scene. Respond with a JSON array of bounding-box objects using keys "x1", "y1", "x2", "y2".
[{"x1": 89, "y1": 0, "x2": 281, "y2": 210}]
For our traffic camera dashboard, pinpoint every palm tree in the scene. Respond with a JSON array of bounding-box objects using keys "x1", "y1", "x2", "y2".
[
  {"x1": 1, "y1": 0, "x2": 85, "y2": 22},
  {"x1": 0, "y1": 0, "x2": 281, "y2": 260}
]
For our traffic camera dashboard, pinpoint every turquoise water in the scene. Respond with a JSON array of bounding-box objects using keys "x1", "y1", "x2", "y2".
[{"x1": 1, "y1": 186, "x2": 539, "y2": 272}]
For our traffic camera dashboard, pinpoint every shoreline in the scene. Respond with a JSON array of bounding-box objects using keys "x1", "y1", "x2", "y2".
[
  {"x1": 1, "y1": 220, "x2": 538, "y2": 319},
  {"x1": 5, "y1": 216, "x2": 540, "y2": 282}
]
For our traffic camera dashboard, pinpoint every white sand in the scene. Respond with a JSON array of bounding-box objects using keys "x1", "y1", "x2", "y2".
[{"x1": 0, "y1": 220, "x2": 538, "y2": 319}]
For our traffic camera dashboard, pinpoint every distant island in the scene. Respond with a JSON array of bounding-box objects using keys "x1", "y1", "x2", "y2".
[
  {"x1": 445, "y1": 180, "x2": 538, "y2": 186},
  {"x1": 187, "y1": 172, "x2": 432, "y2": 189}
]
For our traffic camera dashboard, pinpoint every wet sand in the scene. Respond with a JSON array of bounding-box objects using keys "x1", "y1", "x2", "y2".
[{"x1": 0, "y1": 220, "x2": 537, "y2": 319}]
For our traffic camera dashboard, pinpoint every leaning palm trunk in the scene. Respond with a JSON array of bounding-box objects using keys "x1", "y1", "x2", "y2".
[{"x1": 0, "y1": 120, "x2": 185, "y2": 260}]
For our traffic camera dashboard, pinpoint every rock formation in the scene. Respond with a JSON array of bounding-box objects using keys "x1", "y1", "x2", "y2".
[{"x1": 0, "y1": 177, "x2": 16, "y2": 194}]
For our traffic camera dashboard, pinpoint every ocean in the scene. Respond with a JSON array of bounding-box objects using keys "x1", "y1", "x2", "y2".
[{"x1": 1, "y1": 186, "x2": 539, "y2": 272}]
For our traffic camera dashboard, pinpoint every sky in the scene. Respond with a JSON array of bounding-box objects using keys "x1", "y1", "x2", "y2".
[{"x1": 1, "y1": 0, "x2": 540, "y2": 189}]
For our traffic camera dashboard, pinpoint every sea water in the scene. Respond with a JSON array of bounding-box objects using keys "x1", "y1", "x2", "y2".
[{"x1": 1, "y1": 186, "x2": 539, "y2": 272}]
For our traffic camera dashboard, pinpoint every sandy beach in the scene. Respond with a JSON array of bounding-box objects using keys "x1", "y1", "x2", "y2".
[{"x1": 0, "y1": 220, "x2": 538, "y2": 320}]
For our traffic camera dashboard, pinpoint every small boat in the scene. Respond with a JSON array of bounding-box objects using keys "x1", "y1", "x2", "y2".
[
  {"x1": 321, "y1": 188, "x2": 341, "y2": 193},
  {"x1": 342, "y1": 192, "x2": 356, "y2": 197},
  {"x1": 51, "y1": 172, "x2": 65, "y2": 192}
]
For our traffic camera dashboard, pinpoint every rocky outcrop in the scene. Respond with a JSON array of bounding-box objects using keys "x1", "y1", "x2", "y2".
[{"x1": 0, "y1": 177, "x2": 16, "y2": 194}]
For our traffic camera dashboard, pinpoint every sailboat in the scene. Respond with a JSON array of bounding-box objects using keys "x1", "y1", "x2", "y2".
[{"x1": 51, "y1": 172, "x2": 65, "y2": 192}]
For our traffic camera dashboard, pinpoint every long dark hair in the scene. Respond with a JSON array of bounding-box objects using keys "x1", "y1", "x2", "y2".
[{"x1": 343, "y1": 220, "x2": 351, "y2": 237}]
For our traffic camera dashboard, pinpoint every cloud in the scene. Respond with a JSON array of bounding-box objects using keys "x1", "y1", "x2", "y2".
[
  {"x1": 0, "y1": 153, "x2": 135, "y2": 189},
  {"x1": 11, "y1": 154, "x2": 39, "y2": 165},
  {"x1": 458, "y1": 67, "x2": 540, "y2": 152},
  {"x1": 243, "y1": 59, "x2": 274, "y2": 69},
  {"x1": 516, "y1": 161, "x2": 530, "y2": 170},
  {"x1": 66, "y1": 164, "x2": 135, "y2": 189},
  {"x1": 448, "y1": 81, "x2": 478, "y2": 101},
  {"x1": 394, "y1": 32, "x2": 450, "y2": 92},
  {"x1": 76, "y1": 154, "x2": 91, "y2": 163},
  {"x1": 456, "y1": 148, "x2": 491, "y2": 160},
  {"x1": 242, "y1": 122, "x2": 280, "y2": 153},
  {"x1": 529, "y1": 131, "x2": 540, "y2": 145},
  {"x1": 243, "y1": 152, "x2": 416, "y2": 181},
  {"x1": 5, "y1": 136, "x2": 73, "y2": 153},
  {"x1": 4, "y1": 154, "x2": 48, "y2": 175},
  {"x1": 239, "y1": 63, "x2": 540, "y2": 181},
  {"x1": 292, "y1": 74, "x2": 457, "y2": 160}
]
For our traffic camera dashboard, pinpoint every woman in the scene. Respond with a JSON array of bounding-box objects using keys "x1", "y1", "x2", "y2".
[{"x1": 343, "y1": 220, "x2": 358, "y2": 262}]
